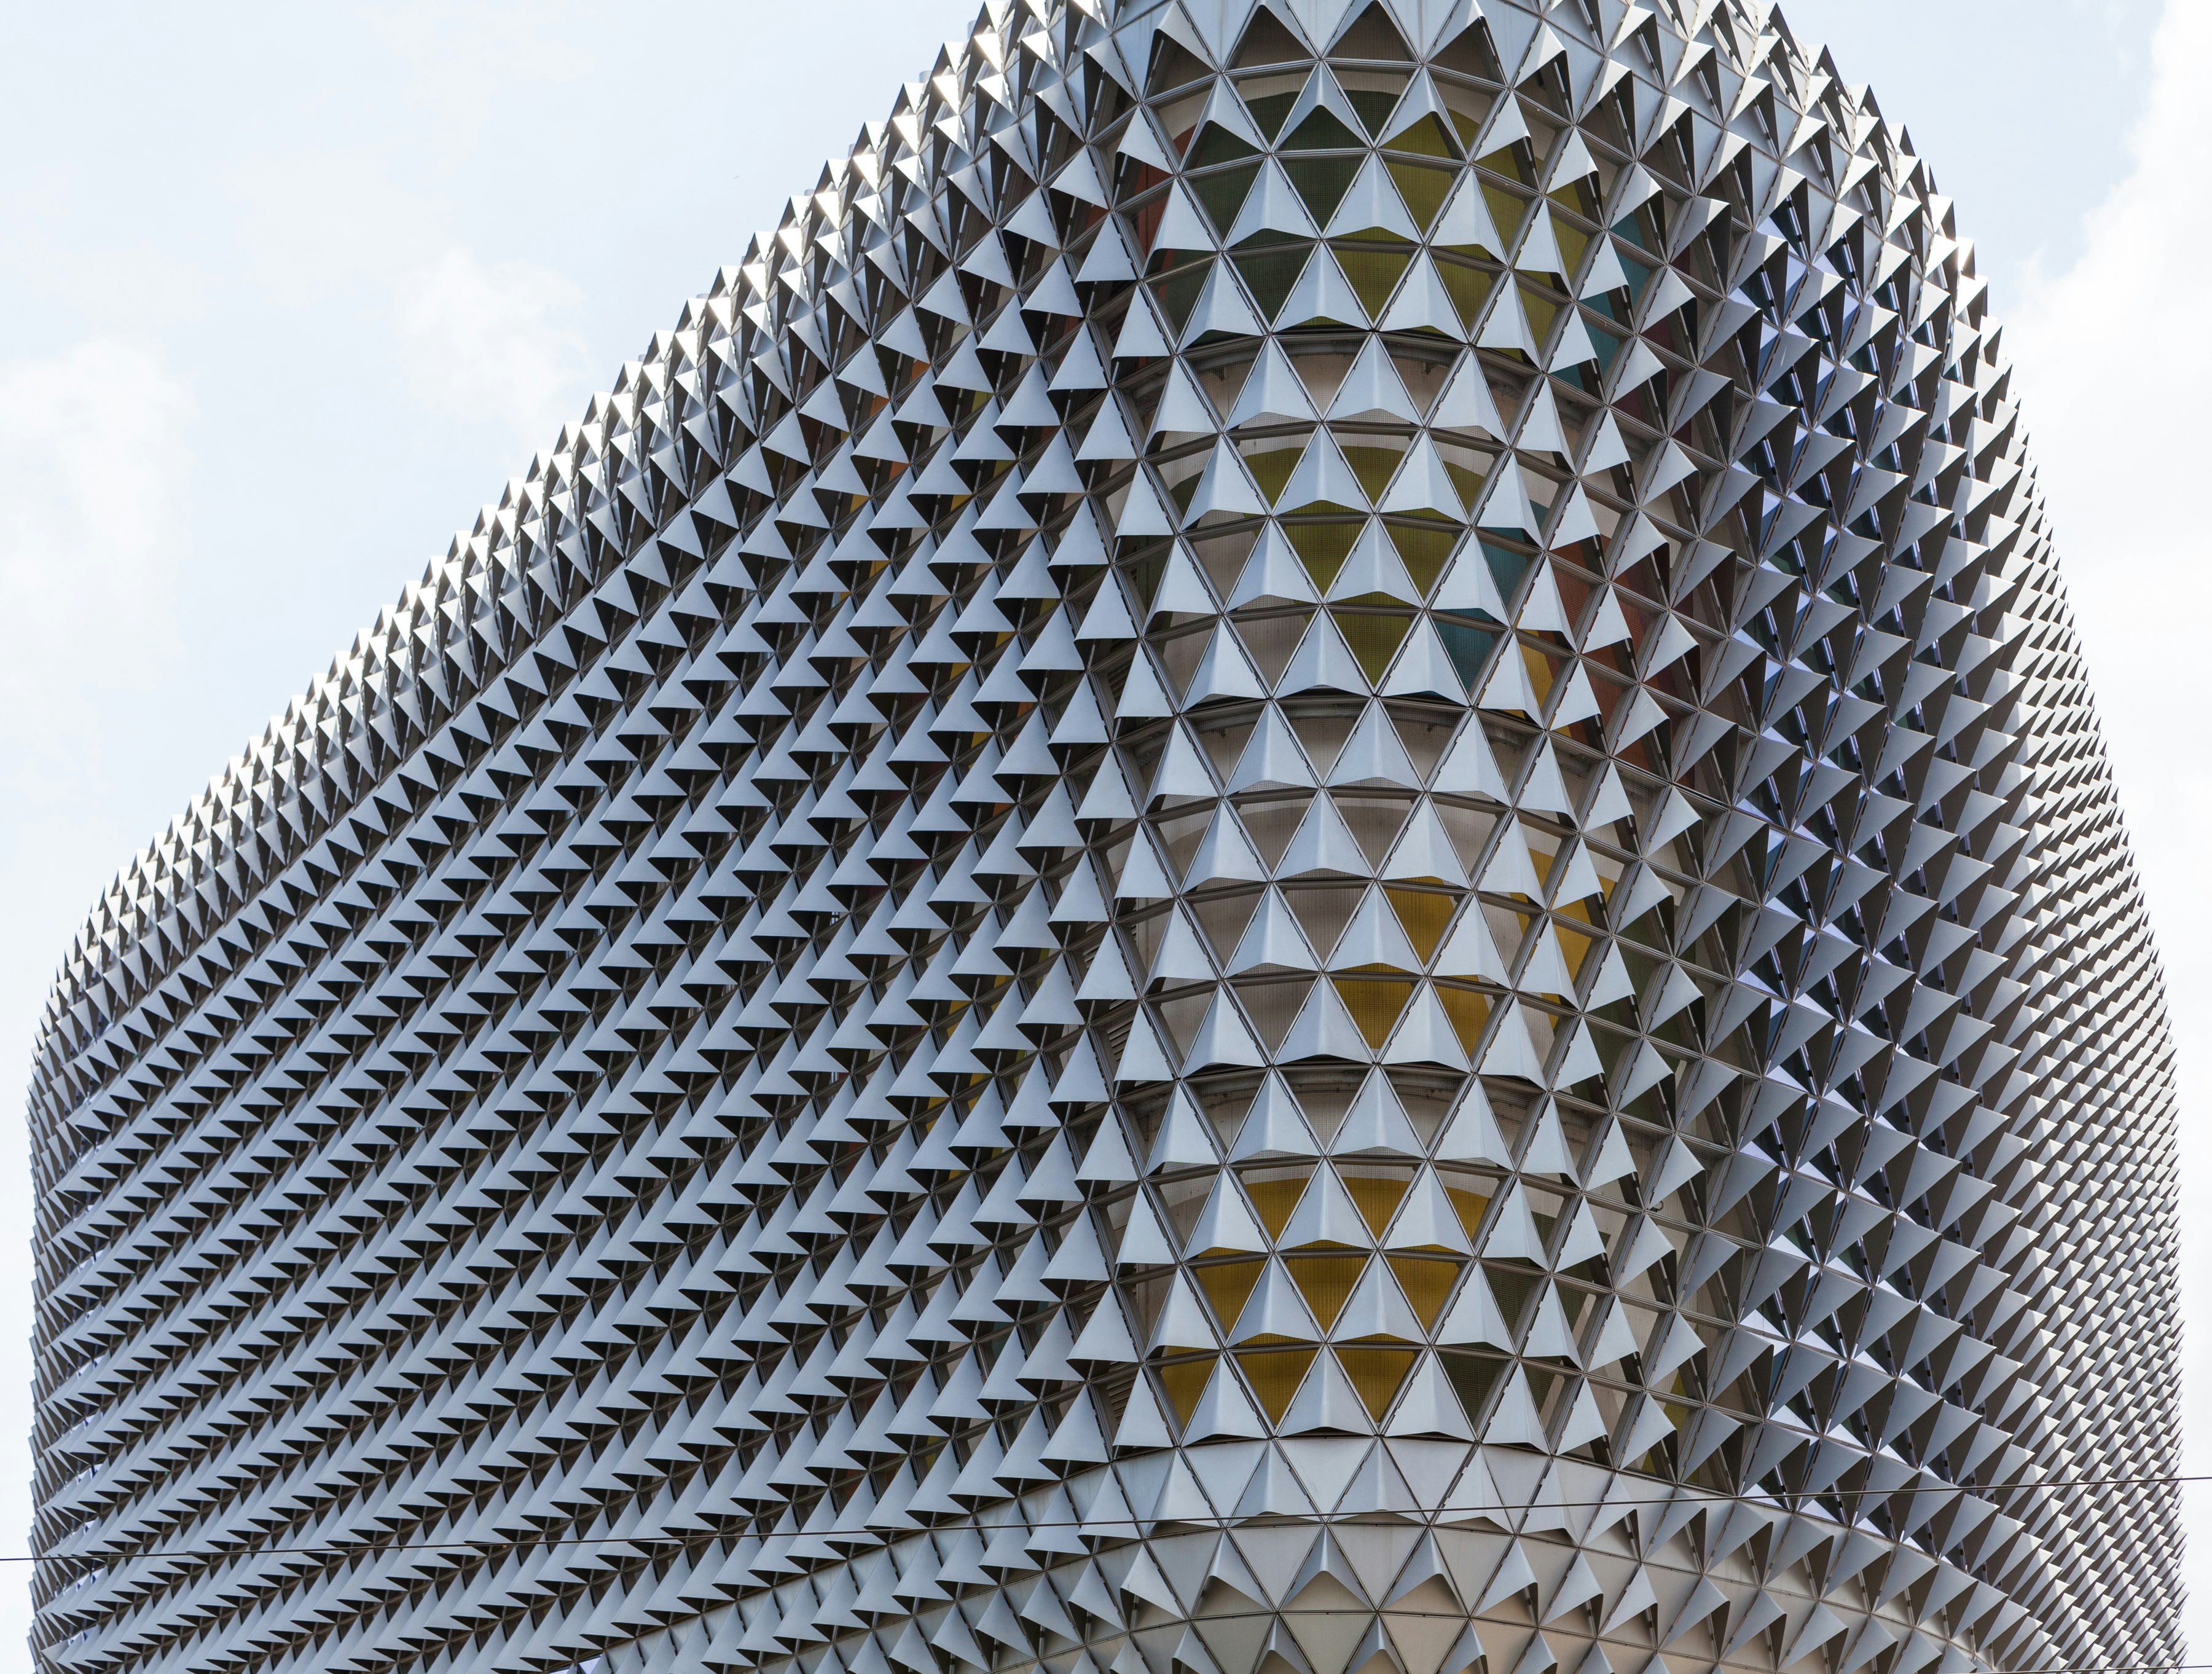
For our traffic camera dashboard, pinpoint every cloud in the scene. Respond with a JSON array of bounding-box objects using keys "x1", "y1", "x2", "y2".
[
  {"x1": 2007, "y1": 0, "x2": 2212, "y2": 831},
  {"x1": 394, "y1": 246, "x2": 592, "y2": 454},
  {"x1": 0, "y1": 338, "x2": 194, "y2": 783},
  {"x1": 0, "y1": 332, "x2": 196, "y2": 1043},
  {"x1": 222, "y1": 145, "x2": 593, "y2": 457},
  {"x1": 2001, "y1": 0, "x2": 2212, "y2": 1653},
  {"x1": 359, "y1": 0, "x2": 596, "y2": 155}
]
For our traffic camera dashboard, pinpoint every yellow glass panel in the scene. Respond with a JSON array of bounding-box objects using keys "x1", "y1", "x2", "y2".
[
  {"x1": 1380, "y1": 1256, "x2": 1451, "y2": 1327},
  {"x1": 1335, "y1": 1346, "x2": 1419, "y2": 1418},
  {"x1": 1339, "y1": 442, "x2": 1409, "y2": 504},
  {"x1": 1330, "y1": 610, "x2": 1413, "y2": 682},
  {"x1": 1237, "y1": 1348, "x2": 1319, "y2": 1423},
  {"x1": 1343, "y1": 1174, "x2": 1411, "y2": 1238},
  {"x1": 1194, "y1": 1257, "x2": 1267, "y2": 1326},
  {"x1": 1384, "y1": 114, "x2": 1459, "y2": 162},
  {"x1": 1480, "y1": 180, "x2": 1529, "y2": 230},
  {"x1": 1384, "y1": 157, "x2": 1455, "y2": 227},
  {"x1": 1550, "y1": 213, "x2": 1590, "y2": 273},
  {"x1": 1384, "y1": 887, "x2": 1454, "y2": 959},
  {"x1": 1445, "y1": 1185, "x2": 1491, "y2": 1240},
  {"x1": 1437, "y1": 985, "x2": 1491, "y2": 1053},
  {"x1": 1287, "y1": 520, "x2": 1360, "y2": 587},
  {"x1": 1239, "y1": 445, "x2": 1303, "y2": 505},
  {"x1": 1285, "y1": 1253, "x2": 1368, "y2": 1328},
  {"x1": 1550, "y1": 176, "x2": 1596, "y2": 216},
  {"x1": 1555, "y1": 922, "x2": 1594, "y2": 977},
  {"x1": 1156, "y1": 1356, "x2": 1215, "y2": 1426},
  {"x1": 1386, "y1": 1255, "x2": 1462, "y2": 1326},
  {"x1": 1386, "y1": 522, "x2": 1456, "y2": 593},
  {"x1": 1245, "y1": 1171, "x2": 1312, "y2": 1240},
  {"x1": 1523, "y1": 645, "x2": 1555, "y2": 701},
  {"x1": 1332, "y1": 245, "x2": 1414, "y2": 318},
  {"x1": 1518, "y1": 284, "x2": 1558, "y2": 340},
  {"x1": 1332, "y1": 976, "x2": 1416, "y2": 1047},
  {"x1": 1435, "y1": 260, "x2": 1495, "y2": 325},
  {"x1": 1662, "y1": 1372, "x2": 1692, "y2": 1431}
]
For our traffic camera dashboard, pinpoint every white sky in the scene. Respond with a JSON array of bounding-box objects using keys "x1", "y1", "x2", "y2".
[{"x1": 0, "y1": 0, "x2": 2195, "y2": 1665}]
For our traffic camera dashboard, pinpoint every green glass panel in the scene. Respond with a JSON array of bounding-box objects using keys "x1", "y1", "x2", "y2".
[
  {"x1": 1549, "y1": 176, "x2": 1596, "y2": 218},
  {"x1": 1486, "y1": 1265, "x2": 1540, "y2": 1330},
  {"x1": 1244, "y1": 90, "x2": 1299, "y2": 140},
  {"x1": 1147, "y1": 259, "x2": 1213, "y2": 334},
  {"x1": 1343, "y1": 88, "x2": 1398, "y2": 136},
  {"x1": 1187, "y1": 122, "x2": 1260, "y2": 170},
  {"x1": 1551, "y1": 214, "x2": 1591, "y2": 277},
  {"x1": 1282, "y1": 107, "x2": 1363, "y2": 154},
  {"x1": 1231, "y1": 246, "x2": 1312, "y2": 320},
  {"x1": 1282, "y1": 152, "x2": 1362, "y2": 222},
  {"x1": 1190, "y1": 162, "x2": 1261, "y2": 235},
  {"x1": 1440, "y1": 1351, "x2": 1507, "y2": 1423}
]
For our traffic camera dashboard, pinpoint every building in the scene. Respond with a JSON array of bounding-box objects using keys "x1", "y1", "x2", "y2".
[{"x1": 28, "y1": 2, "x2": 2180, "y2": 1672}]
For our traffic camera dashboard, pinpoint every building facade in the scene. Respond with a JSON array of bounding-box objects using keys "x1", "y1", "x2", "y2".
[{"x1": 28, "y1": 2, "x2": 2179, "y2": 1673}]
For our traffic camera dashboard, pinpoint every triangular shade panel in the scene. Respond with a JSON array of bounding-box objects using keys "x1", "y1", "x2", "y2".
[{"x1": 26, "y1": 5, "x2": 2177, "y2": 1674}]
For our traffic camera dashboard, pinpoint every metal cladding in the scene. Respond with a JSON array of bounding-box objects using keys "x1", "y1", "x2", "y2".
[{"x1": 26, "y1": 2, "x2": 2179, "y2": 1672}]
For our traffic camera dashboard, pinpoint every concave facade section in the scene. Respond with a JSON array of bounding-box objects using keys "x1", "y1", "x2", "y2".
[{"x1": 28, "y1": 3, "x2": 2177, "y2": 1674}]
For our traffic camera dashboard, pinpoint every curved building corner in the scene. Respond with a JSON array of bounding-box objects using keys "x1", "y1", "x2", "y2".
[{"x1": 26, "y1": 3, "x2": 2179, "y2": 1673}]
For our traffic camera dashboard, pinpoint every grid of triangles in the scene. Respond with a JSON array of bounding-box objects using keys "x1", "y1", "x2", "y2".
[{"x1": 27, "y1": 2, "x2": 2178, "y2": 1673}]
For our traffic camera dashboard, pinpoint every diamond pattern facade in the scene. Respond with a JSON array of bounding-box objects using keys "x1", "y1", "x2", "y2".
[{"x1": 27, "y1": 2, "x2": 2179, "y2": 1672}]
